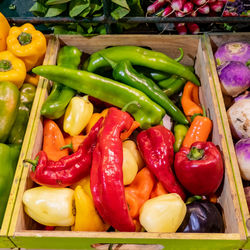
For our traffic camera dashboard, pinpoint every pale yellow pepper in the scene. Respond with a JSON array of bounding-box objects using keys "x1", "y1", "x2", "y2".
[
  {"x1": 22, "y1": 186, "x2": 75, "y2": 227},
  {"x1": 0, "y1": 50, "x2": 26, "y2": 88},
  {"x1": 123, "y1": 140, "x2": 145, "y2": 170},
  {"x1": 73, "y1": 184, "x2": 109, "y2": 231},
  {"x1": 63, "y1": 96, "x2": 94, "y2": 136},
  {"x1": 122, "y1": 147, "x2": 138, "y2": 185},
  {"x1": 139, "y1": 193, "x2": 186, "y2": 233}
]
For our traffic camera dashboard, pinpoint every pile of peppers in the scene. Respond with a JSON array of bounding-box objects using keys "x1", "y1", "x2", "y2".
[
  {"x1": 22, "y1": 43, "x2": 225, "y2": 234},
  {"x1": 0, "y1": 14, "x2": 46, "y2": 227}
]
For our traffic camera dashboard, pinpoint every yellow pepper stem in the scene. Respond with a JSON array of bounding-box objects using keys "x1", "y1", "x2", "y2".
[
  {"x1": 0, "y1": 60, "x2": 12, "y2": 72},
  {"x1": 18, "y1": 32, "x2": 32, "y2": 46}
]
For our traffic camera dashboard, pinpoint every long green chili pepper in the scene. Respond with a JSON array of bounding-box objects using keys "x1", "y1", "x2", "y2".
[
  {"x1": 158, "y1": 75, "x2": 179, "y2": 89},
  {"x1": 85, "y1": 46, "x2": 200, "y2": 86},
  {"x1": 104, "y1": 57, "x2": 188, "y2": 125},
  {"x1": 33, "y1": 65, "x2": 165, "y2": 129},
  {"x1": 41, "y1": 46, "x2": 82, "y2": 119},
  {"x1": 164, "y1": 77, "x2": 187, "y2": 97}
]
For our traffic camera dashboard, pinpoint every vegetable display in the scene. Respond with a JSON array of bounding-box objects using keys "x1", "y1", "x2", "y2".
[{"x1": 22, "y1": 43, "x2": 226, "y2": 234}]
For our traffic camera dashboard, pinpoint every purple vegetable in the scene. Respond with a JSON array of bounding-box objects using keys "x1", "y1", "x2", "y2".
[
  {"x1": 235, "y1": 138, "x2": 250, "y2": 181},
  {"x1": 215, "y1": 42, "x2": 250, "y2": 66},
  {"x1": 218, "y1": 61, "x2": 250, "y2": 97},
  {"x1": 235, "y1": 91, "x2": 250, "y2": 103}
]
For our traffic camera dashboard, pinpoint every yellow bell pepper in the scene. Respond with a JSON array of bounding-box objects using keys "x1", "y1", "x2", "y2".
[
  {"x1": 73, "y1": 184, "x2": 109, "y2": 231},
  {"x1": 22, "y1": 186, "x2": 75, "y2": 227},
  {"x1": 7, "y1": 23, "x2": 46, "y2": 71},
  {"x1": 63, "y1": 95, "x2": 94, "y2": 136},
  {"x1": 85, "y1": 108, "x2": 109, "y2": 134},
  {"x1": 0, "y1": 13, "x2": 10, "y2": 52},
  {"x1": 70, "y1": 175, "x2": 92, "y2": 197},
  {"x1": 139, "y1": 193, "x2": 186, "y2": 233},
  {"x1": 0, "y1": 50, "x2": 26, "y2": 88}
]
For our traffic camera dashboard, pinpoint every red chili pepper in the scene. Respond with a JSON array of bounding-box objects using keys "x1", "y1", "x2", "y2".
[
  {"x1": 174, "y1": 141, "x2": 224, "y2": 195},
  {"x1": 25, "y1": 118, "x2": 103, "y2": 188},
  {"x1": 137, "y1": 125, "x2": 186, "y2": 200},
  {"x1": 91, "y1": 107, "x2": 136, "y2": 232}
]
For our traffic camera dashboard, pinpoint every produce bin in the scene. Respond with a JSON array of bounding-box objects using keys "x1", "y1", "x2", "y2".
[
  {"x1": 204, "y1": 32, "x2": 250, "y2": 249},
  {"x1": 8, "y1": 34, "x2": 247, "y2": 250}
]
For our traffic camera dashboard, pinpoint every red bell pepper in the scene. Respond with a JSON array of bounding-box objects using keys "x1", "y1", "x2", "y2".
[
  {"x1": 91, "y1": 107, "x2": 136, "y2": 232},
  {"x1": 25, "y1": 118, "x2": 103, "y2": 188},
  {"x1": 137, "y1": 125, "x2": 186, "y2": 200},
  {"x1": 174, "y1": 141, "x2": 224, "y2": 195}
]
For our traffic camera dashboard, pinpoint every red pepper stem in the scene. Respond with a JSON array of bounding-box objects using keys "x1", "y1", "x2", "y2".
[
  {"x1": 60, "y1": 143, "x2": 73, "y2": 151},
  {"x1": 187, "y1": 147, "x2": 204, "y2": 160},
  {"x1": 24, "y1": 156, "x2": 39, "y2": 172}
]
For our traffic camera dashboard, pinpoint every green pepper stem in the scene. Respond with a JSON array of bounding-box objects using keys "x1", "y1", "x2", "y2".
[
  {"x1": 175, "y1": 48, "x2": 184, "y2": 63},
  {"x1": 122, "y1": 101, "x2": 141, "y2": 112},
  {"x1": 202, "y1": 105, "x2": 206, "y2": 117},
  {"x1": 0, "y1": 60, "x2": 12, "y2": 72},
  {"x1": 187, "y1": 147, "x2": 204, "y2": 160},
  {"x1": 60, "y1": 143, "x2": 73, "y2": 151},
  {"x1": 23, "y1": 156, "x2": 39, "y2": 172},
  {"x1": 99, "y1": 53, "x2": 117, "y2": 69},
  {"x1": 18, "y1": 32, "x2": 32, "y2": 46},
  {"x1": 186, "y1": 195, "x2": 202, "y2": 205}
]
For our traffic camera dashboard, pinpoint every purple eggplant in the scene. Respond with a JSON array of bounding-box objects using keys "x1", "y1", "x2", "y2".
[{"x1": 178, "y1": 200, "x2": 224, "y2": 233}]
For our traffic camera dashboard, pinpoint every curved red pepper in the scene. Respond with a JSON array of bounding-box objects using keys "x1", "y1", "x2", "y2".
[
  {"x1": 27, "y1": 118, "x2": 103, "y2": 187},
  {"x1": 91, "y1": 107, "x2": 136, "y2": 232},
  {"x1": 174, "y1": 141, "x2": 224, "y2": 195},
  {"x1": 137, "y1": 125, "x2": 186, "y2": 200}
]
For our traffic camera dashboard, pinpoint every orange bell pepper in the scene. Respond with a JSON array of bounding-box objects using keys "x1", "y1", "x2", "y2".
[
  {"x1": 125, "y1": 167, "x2": 155, "y2": 219},
  {"x1": 43, "y1": 119, "x2": 68, "y2": 161}
]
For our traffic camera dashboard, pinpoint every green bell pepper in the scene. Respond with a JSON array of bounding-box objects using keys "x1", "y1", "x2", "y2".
[
  {"x1": 33, "y1": 65, "x2": 165, "y2": 129},
  {"x1": 0, "y1": 143, "x2": 21, "y2": 226},
  {"x1": 108, "y1": 58, "x2": 188, "y2": 125},
  {"x1": 0, "y1": 81, "x2": 20, "y2": 143},
  {"x1": 8, "y1": 83, "x2": 36, "y2": 145},
  {"x1": 85, "y1": 46, "x2": 200, "y2": 86},
  {"x1": 41, "y1": 46, "x2": 82, "y2": 119}
]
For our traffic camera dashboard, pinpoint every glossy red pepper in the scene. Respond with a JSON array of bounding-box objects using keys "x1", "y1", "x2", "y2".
[
  {"x1": 91, "y1": 107, "x2": 136, "y2": 232},
  {"x1": 25, "y1": 118, "x2": 103, "y2": 188},
  {"x1": 137, "y1": 125, "x2": 186, "y2": 200},
  {"x1": 174, "y1": 141, "x2": 224, "y2": 195}
]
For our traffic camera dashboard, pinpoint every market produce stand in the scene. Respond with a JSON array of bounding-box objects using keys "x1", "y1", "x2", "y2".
[
  {"x1": 3, "y1": 34, "x2": 246, "y2": 250},
  {"x1": 0, "y1": 2, "x2": 250, "y2": 249}
]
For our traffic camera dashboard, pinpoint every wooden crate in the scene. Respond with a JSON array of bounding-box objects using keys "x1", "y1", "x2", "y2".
[
  {"x1": 8, "y1": 35, "x2": 247, "y2": 250},
  {"x1": 204, "y1": 33, "x2": 250, "y2": 249},
  {"x1": 0, "y1": 36, "x2": 56, "y2": 248}
]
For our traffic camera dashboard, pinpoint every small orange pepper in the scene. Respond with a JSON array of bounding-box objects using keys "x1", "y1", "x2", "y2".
[
  {"x1": 63, "y1": 135, "x2": 86, "y2": 153},
  {"x1": 25, "y1": 73, "x2": 39, "y2": 86},
  {"x1": 125, "y1": 167, "x2": 155, "y2": 219},
  {"x1": 120, "y1": 121, "x2": 140, "y2": 141},
  {"x1": 150, "y1": 181, "x2": 168, "y2": 199},
  {"x1": 43, "y1": 119, "x2": 68, "y2": 161},
  {"x1": 182, "y1": 110, "x2": 213, "y2": 148},
  {"x1": 181, "y1": 81, "x2": 203, "y2": 121}
]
